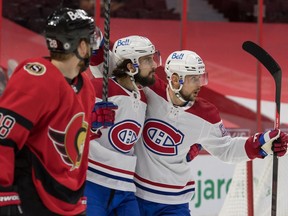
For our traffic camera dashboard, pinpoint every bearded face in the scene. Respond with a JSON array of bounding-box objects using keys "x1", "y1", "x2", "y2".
[{"x1": 134, "y1": 68, "x2": 156, "y2": 87}]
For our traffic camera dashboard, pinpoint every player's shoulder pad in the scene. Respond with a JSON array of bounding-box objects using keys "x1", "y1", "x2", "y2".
[{"x1": 190, "y1": 97, "x2": 221, "y2": 124}]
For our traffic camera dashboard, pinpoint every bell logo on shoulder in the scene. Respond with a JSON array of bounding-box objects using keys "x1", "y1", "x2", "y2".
[
  {"x1": 171, "y1": 53, "x2": 184, "y2": 60},
  {"x1": 116, "y1": 39, "x2": 130, "y2": 47}
]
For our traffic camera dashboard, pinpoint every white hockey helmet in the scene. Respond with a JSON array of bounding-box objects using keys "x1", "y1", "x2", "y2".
[
  {"x1": 165, "y1": 50, "x2": 207, "y2": 86},
  {"x1": 112, "y1": 35, "x2": 161, "y2": 75}
]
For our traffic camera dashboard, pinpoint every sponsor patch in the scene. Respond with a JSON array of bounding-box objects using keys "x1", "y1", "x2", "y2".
[{"x1": 24, "y1": 62, "x2": 46, "y2": 76}]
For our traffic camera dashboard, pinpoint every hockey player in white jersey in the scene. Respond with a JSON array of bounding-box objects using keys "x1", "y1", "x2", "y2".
[
  {"x1": 85, "y1": 35, "x2": 161, "y2": 216},
  {"x1": 134, "y1": 50, "x2": 288, "y2": 216}
]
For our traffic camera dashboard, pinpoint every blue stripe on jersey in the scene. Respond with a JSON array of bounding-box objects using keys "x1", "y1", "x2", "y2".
[
  {"x1": 88, "y1": 166, "x2": 134, "y2": 183},
  {"x1": 134, "y1": 182, "x2": 195, "y2": 196}
]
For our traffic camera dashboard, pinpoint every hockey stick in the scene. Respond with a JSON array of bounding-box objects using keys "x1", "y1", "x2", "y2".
[
  {"x1": 102, "y1": 0, "x2": 111, "y2": 102},
  {"x1": 242, "y1": 40, "x2": 282, "y2": 216}
]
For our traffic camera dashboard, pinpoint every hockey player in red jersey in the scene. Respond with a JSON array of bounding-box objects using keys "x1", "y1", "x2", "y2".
[
  {"x1": 85, "y1": 35, "x2": 161, "y2": 216},
  {"x1": 0, "y1": 7, "x2": 116, "y2": 216},
  {"x1": 134, "y1": 50, "x2": 288, "y2": 215}
]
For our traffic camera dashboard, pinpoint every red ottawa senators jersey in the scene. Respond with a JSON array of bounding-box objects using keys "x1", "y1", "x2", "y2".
[{"x1": 0, "y1": 57, "x2": 95, "y2": 215}]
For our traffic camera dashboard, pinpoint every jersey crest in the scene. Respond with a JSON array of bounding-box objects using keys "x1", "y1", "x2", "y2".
[
  {"x1": 142, "y1": 119, "x2": 184, "y2": 156},
  {"x1": 48, "y1": 113, "x2": 88, "y2": 170},
  {"x1": 108, "y1": 120, "x2": 141, "y2": 153}
]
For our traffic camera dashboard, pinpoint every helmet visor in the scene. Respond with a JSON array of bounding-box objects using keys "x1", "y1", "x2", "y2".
[
  {"x1": 154, "y1": 50, "x2": 162, "y2": 67},
  {"x1": 138, "y1": 50, "x2": 162, "y2": 69},
  {"x1": 193, "y1": 72, "x2": 208, "y2": 86}
]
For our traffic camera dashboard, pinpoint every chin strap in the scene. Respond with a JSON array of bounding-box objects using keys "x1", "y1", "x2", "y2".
[
  {"x1": 74, "y1": 50, "x2": 90, "y2": 72},
  {"x1": 125, "y1": 68, "x2": 141, "y2": 99},
  {"x1": 168, "y1": 79, "x2": 187, "y2": 103}
]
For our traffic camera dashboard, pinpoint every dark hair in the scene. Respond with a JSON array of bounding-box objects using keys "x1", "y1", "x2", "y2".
[{"x1": 112, "y1": 59, "x2": 132, "y2": 78}]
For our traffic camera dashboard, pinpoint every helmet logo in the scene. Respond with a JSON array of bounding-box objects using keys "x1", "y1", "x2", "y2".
[
  {"x1": 67, "y1": 10, "x2": 87, "y2": 21},
  {"x1": 64, "y1": 43, "x2": 71, "y2": 50},
  {"x1": 196, "y1": 56, "x2": 203, "y2": 64},
  {"x1": 171, "y1": 53, "x2": 184, "y2": 59},
  {"x1": 116, "y1": 39, "x2": 130, "y2": 47}
]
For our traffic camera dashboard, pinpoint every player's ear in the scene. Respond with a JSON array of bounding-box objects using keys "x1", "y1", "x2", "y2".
[
  {"x1": 127, "y1": 62, "x2": 136, "y2": 73},
  {"x1": 78, "y1": 40, "x2": 89, "y2": 58},
  {"x1": 171, "y1": 73, "x2": 180, "y2": 87}
]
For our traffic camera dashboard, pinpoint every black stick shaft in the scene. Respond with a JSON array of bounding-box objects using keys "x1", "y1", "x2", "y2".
[
  {"x1": 242, "y1": 41, "x2": 282, "y2": 216},
  {"x1": 102, "y1": 0, "x2": 111, "y2": 102},
  {"x1": 271, "y1": 72, "x2": 281, "y2": 216}
]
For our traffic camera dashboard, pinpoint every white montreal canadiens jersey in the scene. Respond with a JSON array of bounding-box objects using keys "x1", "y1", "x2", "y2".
[
  {"x1": 87, "y1": 78, "x2": 147, "y2": 192},
  {"x1": 134, "y1": 77, "x2": 250, "y2": 204}
]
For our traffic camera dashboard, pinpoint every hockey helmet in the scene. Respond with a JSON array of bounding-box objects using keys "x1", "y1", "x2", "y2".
[
  {"x1": 165, "y1": 50, "x2": 208, "y2": 86},
  {"x1": 45, "y1": 8, "x2": 97, "y2": 54},
  {"x1": 112, "y1": 35, "x2": 161, "y2": 69}
]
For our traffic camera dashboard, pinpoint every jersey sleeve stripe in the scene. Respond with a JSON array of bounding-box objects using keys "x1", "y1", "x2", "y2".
[
  {"x1": 0, "y1": 108, "x2": 33, "y2": 130},
  {"x1": 0, "y1": 138, "x2": 18, "y2": 150}
]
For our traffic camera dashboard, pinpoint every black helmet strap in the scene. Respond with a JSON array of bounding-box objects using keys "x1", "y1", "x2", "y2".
[{"x1": 74, "y1": 49, "x2": 90, "y2": 73}]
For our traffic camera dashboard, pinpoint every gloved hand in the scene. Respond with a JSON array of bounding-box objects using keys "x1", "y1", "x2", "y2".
[
  {"x1": 90, "y1": 26, "x2": 104, "y2": 66},
  {"x1": 270, "y1": 130, "x2": 288, "y2": 157},
  {"x1": 92, "y1": 26, "x2": 104, "y2": 55},
  {"x1": 90, "y1": 128, "x2": 102, "y2": 140},
  {"x1": 245, "y1": 129, "x2": 288, "y2": 159},
  {"x1": 186, "y1": 144, "x2": 202, "y2": 162},
  {"x1": 0, "y1": 186, "x2": 23, "y2": 215},
  {"x1": 91, "y1": 101, "x2": 118, "y2": 130}
]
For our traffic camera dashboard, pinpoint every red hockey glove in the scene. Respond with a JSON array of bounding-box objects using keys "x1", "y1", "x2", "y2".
[
  {"x1": 91, "y1": 101, "x2": 118, "y2": 130},
  {"x1": 271, "y1": 130, "x2": 288, "y2": 157},
  {"x1": 90, "y1": 128, "x2": 102, "y2": 140},
  {"x1": 186, "y1": 144, "x2": 202, "y2": 162},
  {"x1": 0, "y1": 186, "x2": 23, "y2": 215},
  {"x1": 245, "y1": 129, "x2": 287, "y2": 159}
]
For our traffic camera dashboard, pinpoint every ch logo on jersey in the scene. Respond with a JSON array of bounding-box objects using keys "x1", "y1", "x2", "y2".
[
  {"x1": 142, "y1": 119, "x2": 184, "y2": 156},
  {"x1": 109, "y1": 120, "x2": 141, "y2": 153},
  {"x1": 48, "y1": 113, "x2": 88, "y2": 171}
]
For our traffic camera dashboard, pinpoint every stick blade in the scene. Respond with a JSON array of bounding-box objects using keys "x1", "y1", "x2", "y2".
[{"x1": 242, "y1": 41, "x2": 281, "y2": 76}]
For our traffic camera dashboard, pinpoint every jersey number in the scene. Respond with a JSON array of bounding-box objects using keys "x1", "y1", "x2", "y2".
[{"x1": 0, "y1": 114, "x2": 15, "y2": 138}]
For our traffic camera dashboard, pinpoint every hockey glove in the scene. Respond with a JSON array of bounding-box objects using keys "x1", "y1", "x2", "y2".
[
  {"x1": 0, "y1": 186, "x2": 23, "y2": 215},
  {"x1": 186, "y1": 144, "x2": 202, "y2": 162},
  {"x1": 245, "y1": 129, "x2": 288, "y2": 159},
  {"x1": 90, "y1": 128, "x2": 102, "y2": 140},
  {"x1": 90, "y1": 27, "x2": 104, "y2": 66},
  {"x1": 271, "y1": 130, "x2": 288, "y2": 157},
  {"x1": 91, "y1": 101, "x2": 118, "y2": 130}
]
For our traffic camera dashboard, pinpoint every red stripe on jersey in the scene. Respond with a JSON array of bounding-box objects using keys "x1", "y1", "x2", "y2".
[{"x1": 134, "y1": 174, "x2": 194, "y2": 189}]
